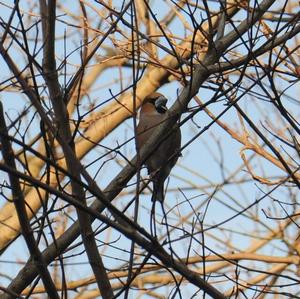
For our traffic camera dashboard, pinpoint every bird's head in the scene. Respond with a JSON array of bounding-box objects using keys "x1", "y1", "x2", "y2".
[{"x1": 142, "y1": 92, "x2": 168, "y2": 115}]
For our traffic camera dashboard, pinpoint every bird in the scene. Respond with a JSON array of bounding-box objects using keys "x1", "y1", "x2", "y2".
[{"x1": 136, "y1": 92, "x2": 181, "y2": 202}]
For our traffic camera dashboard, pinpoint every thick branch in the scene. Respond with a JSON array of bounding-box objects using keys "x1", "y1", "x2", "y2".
[
  {"x1": 39, "y1": 0, "x2": 113, "y2": 298},
  {"x1": 0, "y1": 103, "x2": 59, "y2": 299}
]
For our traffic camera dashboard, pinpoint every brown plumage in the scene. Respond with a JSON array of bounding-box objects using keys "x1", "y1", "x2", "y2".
[{"x1": 136, "y1": 92, "x2": 181, "y2": 202}]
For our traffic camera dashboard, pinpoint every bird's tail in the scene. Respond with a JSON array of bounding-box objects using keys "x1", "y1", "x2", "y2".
[{"x1": 151, "y1": 180, "x2": 164, "y2": 202}]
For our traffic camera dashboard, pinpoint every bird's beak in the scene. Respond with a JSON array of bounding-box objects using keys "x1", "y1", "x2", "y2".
[{"x1": 155, "y1": 96, "x2": 167, "y2": 113}]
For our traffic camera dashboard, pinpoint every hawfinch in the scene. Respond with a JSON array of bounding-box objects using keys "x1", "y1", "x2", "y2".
[{"x1": 136, "y1": 92, "x2": 181, "y2": 202}]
